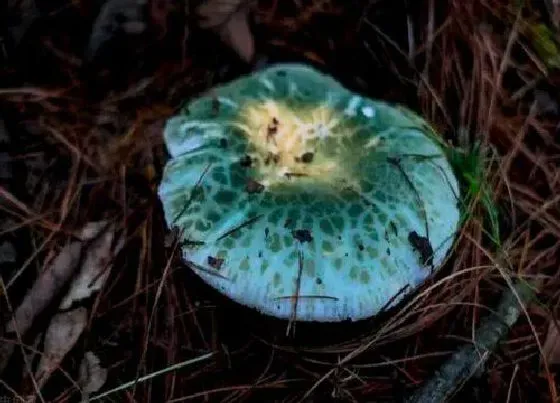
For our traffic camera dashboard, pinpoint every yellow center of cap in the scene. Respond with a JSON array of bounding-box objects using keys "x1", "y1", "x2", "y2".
[{"x1": 234, "y1": 100, "x2": 352, "y2": 187}]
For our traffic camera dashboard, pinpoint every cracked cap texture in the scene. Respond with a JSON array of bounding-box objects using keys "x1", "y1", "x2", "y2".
[{"x1": 158, "y1": 63, "x2": 461, "y2": 322}]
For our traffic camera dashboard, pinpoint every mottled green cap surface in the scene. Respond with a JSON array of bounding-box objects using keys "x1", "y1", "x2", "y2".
[{"x1": 158, "y1": 63, "x2": 461, "y2": 322}]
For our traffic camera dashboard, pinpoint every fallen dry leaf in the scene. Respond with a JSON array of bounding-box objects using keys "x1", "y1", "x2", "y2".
[
  {"x1": 79, "y1": 351, "x2": 108, "y2": 397},
  {"x1": 196, "y1": 0, "x2": 255, "y2": 62},
  {"x1": 31, "y1": 223, "x2": 122, "y2": 392},
  {"x1": 196, "y1": 0, "x2": 242, "y2": 27},
  {"x1": 60, "y1": 224, "x2": 124, "y2": 310},
  {"x1": 34, "y1": 307, "x2": 88, "y2": 389},
  {"x1": 5, "y1": 221, "x2": 106, "y2": 334},
  {"x1": 76, "y1": 221, "x2": 111, "y2": 242},
  {"x1": 0, "y1": 241, "x2": 82, "y2": 375},
  {"x1": 544, "y1": 0, "x2": 560, "y2": 28},
  {"x1": 85, "y1": 0, "x2": 149, "y2": 63},
  {"x1": 31, "y1": 222, "x2": 122, "y2": 393},
  {"x1": 0, "y1": 221, "x2": 106, "y2": 374},
  {"x1": 543, "y1": 320, "x2": 560, "y2": 367}
]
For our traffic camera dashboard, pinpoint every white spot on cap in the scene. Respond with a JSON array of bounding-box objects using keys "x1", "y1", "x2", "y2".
[
  {"x1": 365, "y1": 136, "x2": 380, "y2": 148},
  {"x1": 218, "y1": 97, "x2": 239, "y2": 109},
  {"x1": 288, "y1": 82, "x2": 298, "y2": 96},
  {"x1": 259, "y1": 78, "x2": 275, "y2": 91},
  {"x1": 277, "y1": 166, "x2": 289, "y2": 178},
  {"x1": 344, "y1": 96, "x2": 361, "y2": 116},
  {"x1": 361, "y1": 106, "x2": 375, "y2": 118},
  {"x1": 315, "y1": 123, "x2": 330, "y2": 138}
]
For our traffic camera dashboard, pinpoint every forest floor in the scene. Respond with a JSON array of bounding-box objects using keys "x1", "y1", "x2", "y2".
[{"x1": 1, "y1": 0, "x2": 560, "y2": 402}]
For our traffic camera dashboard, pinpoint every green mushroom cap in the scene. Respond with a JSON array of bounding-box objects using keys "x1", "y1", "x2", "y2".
[{"x1": 158, "y1": 63, "x2": 461, "y2": 322}]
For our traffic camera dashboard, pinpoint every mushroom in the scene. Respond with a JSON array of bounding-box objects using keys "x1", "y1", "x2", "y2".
[{"x1": 157, "y1": 63, "x2": 461, "y2": 322}]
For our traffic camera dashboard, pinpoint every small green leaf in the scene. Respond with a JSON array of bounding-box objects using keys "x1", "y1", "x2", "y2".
[
  {"x1": 445, "y1": 139, "x2": 501, "y2": 247},
  {"x1": 527, "y1": 23, "x2": 560, "y2": 70}
]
